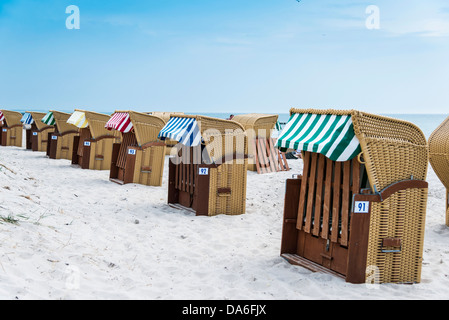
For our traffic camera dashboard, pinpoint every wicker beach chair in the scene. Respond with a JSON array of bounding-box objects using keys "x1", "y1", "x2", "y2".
[
  {"x1": 22, "y1": 112, "x2": 55, "y2": 152},
  {"x1": 43, "y1": 111, "x2": 79, "y2": 160},
  {"x1": 105, "y1": 111, "x2": 167, "y2": 186},
  {"x1": 278, "y1": 108, "x2": 429, "y2": 284},
  {"x1": 159, "y1": 115, "x2": 248, "y2": 216},
  {"x1": 428, "y1": 116, "x2": 449, "y2": 226},
  {"x1": 68, "y1": 110, "x2": 121, "y2": 170},
  {"x1": 232, "y1": 113, "x2": 289, "y2": 173},
  {"x1": 0, "y1": 110, "x2": 23, "y2": 147}
]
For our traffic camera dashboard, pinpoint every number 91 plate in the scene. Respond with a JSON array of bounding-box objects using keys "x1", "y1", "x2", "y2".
[{"x1": 354, "y1": 201, "x2": 370, "y2": 213}]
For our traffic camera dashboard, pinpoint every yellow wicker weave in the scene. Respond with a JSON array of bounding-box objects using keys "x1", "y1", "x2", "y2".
[
  {"x1": 52, "y1": 111, "x2": 79, "y2": 134},
  {"x1": 128, "y1": 111, "x2": 167, "y2": 146},
  {"x1": 232, "y1": 113, "x2": 278, "y2": 171},
  {"x1": 0, "y1": 110, "x2": 22, "y2": 126},
  {"x1": 232, "y1": 113, "x2": 278, "y2": 138},
  {"x1": 366, "y1": 187, "x2": 428, "y2": 284},
  {"x1": 207, "y1": 159, "x2": 248, "y2": 216},
  {"x1": 81, "y1": 110, "x2": 121, "y2": 140},
  {"x1": 195, "y1": 115, "x2": 248, "y2": 161},
  {"x1": 428, "y1": 115, "x2": 449, "y2": 226},
  {"x1": 288, "y1": 108, "x2": 429, "y2": 284}
]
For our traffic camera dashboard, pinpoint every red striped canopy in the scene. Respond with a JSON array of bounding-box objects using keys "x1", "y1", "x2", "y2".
[
  {"x1": 0, "y1": 111, "x2": 4, "y2": 123},
  {"x1": 105, "y1": 112, "x2": 133, "y2": 133}
]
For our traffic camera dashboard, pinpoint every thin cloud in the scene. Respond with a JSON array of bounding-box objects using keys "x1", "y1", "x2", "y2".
[{"x1": 372, "y1": 0, "x2": 449, "y2": 37}]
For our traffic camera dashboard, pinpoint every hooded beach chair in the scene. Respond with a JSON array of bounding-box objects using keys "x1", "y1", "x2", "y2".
[
  {"x1": 277, "y1": 108, "x2": 429, "y2": 284},
  {"x1": 0, "y1": 110, "x2": 23, "y2": 147},
  {"x1": 428, "y1": 115, "x2": 449, "y2": 226},
  {"x1": 232, "y1": 113, "x2": 289, "y2": 173},
  {"x1": 159, "y1": 115, "x2": 248, "y2": 216},
  {"x1": 43, "y1": 111, "x2": 79, "y2": 160},
  {"x1": 21, "y1": 112, "x2": 55, "y2": 152},
  {"x1": 68, "y1": 110, "x2": 121, "y2": 170},
  {"x1": 105, "y1": 111, "x2": 167, "y2": 186}
]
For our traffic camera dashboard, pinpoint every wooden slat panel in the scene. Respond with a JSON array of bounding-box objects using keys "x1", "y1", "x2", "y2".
[
  {"x1": 304, "y1": 152, "x2": 317, "y2": 233},
  {"x1": 252, "y1": 138, "x2": 262, "y2": 174},
  {"x1": 175, "y1": 161, "x2": 179, "y2": 191},
  {"x1": 117, "y1": 133, "x2": 137, "y2": 169},
  {"x1": 321, "y1": 157, "x2": 333, "y2": 239},
  {"x1": 185, "y1": 163, "x2": 188, "y2": 192},
  {"x1": 178, "y1": 163, "x2": 183, "y2": 190},
  {"x1": 190, "y1": 155, "x2": 194, "y2": 194},
  {"x1": 312, "y1": 154, "x2": 325, "y2": 236},
  {"x1": 280, "y1": 178, "x2": 301, "y2": 254},
  {"x1": 183, "y1": 162, "x2": 187, "y2": 192},
  {"x1": 273, "y1": 138, "x2": 289, "y2": 172},
  {"x1": 297, "y1": 152, "x2": 310, "y2": 230},
  {"x1": 279, "y1": 151, "x2": 290, "y2": 171},
  {"x1": 266, "y1": 138, "x2": 278, "y2": 173},
  {"x1": 258, "y1": 138, "x2": 270, "y2": 173},
  {"x1": 340, "y1": 161, "x2": 351, "y2": 246},
  {"x1": 77, "y1": 128, "x2": 91, "y2": 157},
  {"x1": 331, "y1": 161, "x2": 341, "y2": 243}
]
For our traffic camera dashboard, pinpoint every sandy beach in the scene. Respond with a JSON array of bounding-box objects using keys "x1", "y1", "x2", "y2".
[{"x1": 0, "y1": 130, "x2": 448, "y2": 300}]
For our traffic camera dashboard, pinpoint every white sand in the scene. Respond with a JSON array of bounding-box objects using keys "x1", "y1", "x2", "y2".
[{"x1": 1, "y1": 133, "x2": 449, "y2": 300}]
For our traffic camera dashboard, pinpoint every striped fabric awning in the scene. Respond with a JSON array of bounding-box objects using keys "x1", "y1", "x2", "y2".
[
  {"x1": 276, "y1": 113, "x2": 362, "y2": 162},
  {"x1": 21, "y1": 113, "x2": 34, "y2": 125},
  {"x1": 0, "y1": 111, "x2": 5, "y2": 123},
  {"x1": 275, "y1": 121, "x2": 282, "y2": 131},
  {"x1": 67, "y1": 111, "x2": 89, "y2": 128},
  {"x1": 158, "y1": 117, "x2": 201, "y2": 147},
  {"x1": 105, "y1": 112, "x2": 133, "y2": 133},
  {"x1": 42, "y1": 112, "x2": 56, "y2": 125}
]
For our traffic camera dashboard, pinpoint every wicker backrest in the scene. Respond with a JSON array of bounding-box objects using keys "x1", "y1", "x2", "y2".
[
  {"x1": 232, "y1": 113, "x2": 278, "y2": 138},
  {"x1": 290, "y1": 108, "x2": 428, "y2": 191},
  {"x1": 128, "y1": 111, "x2": 166, "y2": 146},
  {"x1": 189, "y1": 115, "x2": 247, "y2": 161},
  {"x1": 0, "y1": 110, "x2": 23, "y2": 127},
  {"x1": 81, "y1": 110, "x2": 120, "y2": 140},
  {"x1": 27, "y1": 112, "x2": 49, "y2": 131},
  {"x1": 51, "y1": 111, "x2": 79, "y2": 134},
  {"x1": 352, "y1": 111, "x2": 428, "y2": 191},
  {"x1": 429, "y1": 116, "x2": 449, "y2": 190}
]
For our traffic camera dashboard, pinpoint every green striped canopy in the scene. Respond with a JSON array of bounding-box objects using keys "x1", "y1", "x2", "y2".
[
  {"x1": 42, "y1": 112, "x2": 56, "y2": 126},
  {"x1": 275, "y1": 121, "x2": 282, "y2": 131},
  {"x1": 276, "y1": 112, "x2": 362, "y2": 162}
]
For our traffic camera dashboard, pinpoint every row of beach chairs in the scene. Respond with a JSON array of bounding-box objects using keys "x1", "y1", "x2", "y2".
[
  {"x1": 2, "y1": 107, "x2": 449, "y2": 285},
  {"x1": 0, "y1": 109, "x2": 286, "y2": 217}
]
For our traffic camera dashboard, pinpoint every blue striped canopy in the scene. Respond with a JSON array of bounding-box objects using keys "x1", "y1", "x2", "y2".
[
  {"x1": 158, "y1": 117, "x2": 202, "y2": 147},
  {"x1": 21, "y1": 113, "x2": 34, "y2": 125}
]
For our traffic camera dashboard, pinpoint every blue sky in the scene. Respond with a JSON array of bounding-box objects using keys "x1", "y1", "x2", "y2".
[{"x1": 0, "y1": 0, "x2": 448, "y2": 114}]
